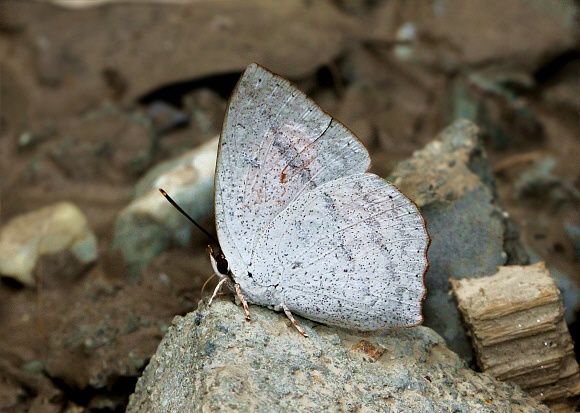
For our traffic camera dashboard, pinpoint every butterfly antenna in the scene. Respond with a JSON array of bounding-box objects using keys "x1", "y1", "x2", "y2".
[{"x1": 158, "y1": 188, "x2": 221, "y2": 250}]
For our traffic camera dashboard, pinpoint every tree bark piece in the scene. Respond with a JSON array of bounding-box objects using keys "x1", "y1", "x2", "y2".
[{"x1": 451, "y1": 262, "x2": 580, "y2": 402}]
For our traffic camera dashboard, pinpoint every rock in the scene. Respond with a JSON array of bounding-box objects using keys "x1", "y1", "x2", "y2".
[
  {"x1": 514, "y1": 156, "x2": 580, "y2": 206},
  {"x1": 146, "y1": 101, "x2": 188, "y2": 137},
  {"x1": 390, "y1": 119, "x2": 529, "y2": 361},
  {"x1": 47, "y1": 104, "x2": 155, "y2": 180},
  {"x1": 446, "y1": 71, "x2": 543, "y2": 150},
  {"x1": 565, "y1": 224, "x2": 580, "y2": 259},
  {"x1": 0, "y1": 359, "x2": 67, "y2": 412},
  {"x1": 183, "y1": 88, "x2": 227, "y2": 139},
  {"x1": 543, "y1": 74, "x2": 579, "y2": 113},
  {"x1": 393, "y1": 22, "x2": 417, "y2": 61},
  {"x1": 112, "y1": 137, "x2": 218, "y2": 276},
  {"x1": 452, "y1": 262, "x2": 580, "y2": 402},
  {"x1": 127, "y1": 299, "x2": 549, "y2": 412},
  {"x1": 508, "y1": 156, "x2": 580, "y2": 324},
  {"x1": 0, "y1": 202, "x2": 97, "y2": 287},
  {"x1": 549, "y1": 265, "x2": 580, "y2": 326},
  {"x1": 415, "y1": 0, "x2": 577, "y2": 71}
]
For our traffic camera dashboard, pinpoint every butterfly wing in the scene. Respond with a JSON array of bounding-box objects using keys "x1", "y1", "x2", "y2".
[
  {"x1": 251, "y1": 173, "x2": 429, "y2": 330},
  {"x1": 215, "y1": 64, "x2": 370, "y2": 278}
]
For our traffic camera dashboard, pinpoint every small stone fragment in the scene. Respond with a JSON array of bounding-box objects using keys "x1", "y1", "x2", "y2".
[
  {"x1": 0, "y1": 202, "x2": 98, "y2": 287},
  {"x1": 565, "y1": 224, "x2": 580, "y2": 259},
  {"x1": 146, "y1": 101, "x2": 188, "y2": 137},
  {"x1": 452, "y1": 262, "x2": 580, "y2": 402}
]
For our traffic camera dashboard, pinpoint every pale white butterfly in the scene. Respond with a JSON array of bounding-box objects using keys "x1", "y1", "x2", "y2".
[{"x1": 167, "y1": 63, "x2": 429, "y2": 337}]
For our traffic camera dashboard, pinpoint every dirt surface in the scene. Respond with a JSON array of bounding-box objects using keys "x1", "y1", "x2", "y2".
[{"x1": 0, "y1": 0, "x2": 578, "y2": 411}]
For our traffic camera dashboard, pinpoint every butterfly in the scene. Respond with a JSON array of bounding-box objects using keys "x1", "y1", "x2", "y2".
[{"x1": 191, "y1": 64, "x2": 428, "y2": 337}]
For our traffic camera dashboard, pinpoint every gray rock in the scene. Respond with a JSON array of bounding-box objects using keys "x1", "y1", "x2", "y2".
[
  {"x1": 526, "y1": 248, "x2": 580, "y2": 325},
  {"x1": 146, "y1": 101, "x2": 189, "y2": 137},
  {"x1": 514, "y1": 156, "x2": 580, "y2": 206},
  {"x1": 390, "y1": 119, "x2": 528, "y2": 361},
  {"x1": 446, "y1": 72, "x2": 543, "y2": 150},
  {"x1": 127, "y1": 299, "x2": 549, "y2": 412},
  {"x1": 565, "y1": 224, "x2": 580, "y2": 260}
]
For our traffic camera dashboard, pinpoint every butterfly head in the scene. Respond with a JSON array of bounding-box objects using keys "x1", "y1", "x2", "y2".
[{"x1": 208, "y1": 245, "x2": 230, "y2": 279}]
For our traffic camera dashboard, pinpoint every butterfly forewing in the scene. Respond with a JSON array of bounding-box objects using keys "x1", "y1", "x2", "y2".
[{"x1": 215, "y1": 64, "x2": 370, "y2": 278}]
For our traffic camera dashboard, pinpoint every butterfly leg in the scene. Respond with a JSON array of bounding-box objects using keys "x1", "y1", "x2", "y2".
[
  {"x1": 275, "y1": 302, "x2": 308, "y2": 337},
  {"x1": 235, "y1": 283, "x2": 251, "y2": 321},
  {"x1": 208, "y1": 277, "x2": 228, "y2": 306}
]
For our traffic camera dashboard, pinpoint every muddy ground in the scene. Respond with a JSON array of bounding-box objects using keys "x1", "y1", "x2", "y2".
[{"x1": 0, "y1": 1, "x2": 578, "y2": 411}]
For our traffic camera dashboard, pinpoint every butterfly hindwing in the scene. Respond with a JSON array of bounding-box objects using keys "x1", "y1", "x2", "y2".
[{"x1": 250, "y1": 173, "x2": 428, "y2": 330}]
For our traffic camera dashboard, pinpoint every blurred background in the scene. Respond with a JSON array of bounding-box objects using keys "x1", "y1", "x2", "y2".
[{"x1": 0, "y1": 0, "x2": 578, "y2": 411}]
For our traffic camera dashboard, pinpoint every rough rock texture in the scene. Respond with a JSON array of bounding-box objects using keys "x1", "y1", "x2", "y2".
[
  {"x1": 452, "y1": 262, "x2": 580, "y2": 402},
  {"x1": 390, "y1": 119, "x2": 529, "y2": 361},
  {"x1": 127, "y1": 299, "x2": 549, "y2": 412}
]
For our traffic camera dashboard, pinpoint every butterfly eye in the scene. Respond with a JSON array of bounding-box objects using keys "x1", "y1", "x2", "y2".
[{"x1": 215, "y1": 252, "x2": 229, "y2": 275}]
